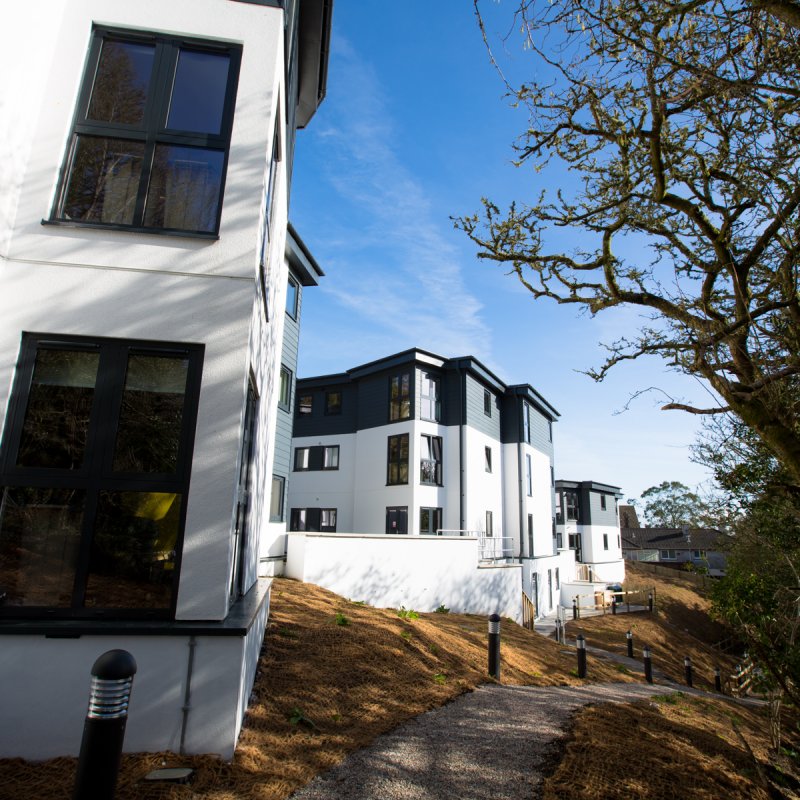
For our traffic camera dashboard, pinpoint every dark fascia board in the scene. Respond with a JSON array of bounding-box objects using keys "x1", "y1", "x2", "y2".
[
  {"x1": 299, "y1": 349, "x2": 557, "y2": 418},
  {"x1": 346, "y1": 348, "x2": 446, "y2": 380},
  {"x1": 445, "y1": 355, "x2": 507, "y2": 395},
  {"x1": 506, "y1": 383, "x2": 560, "y2": 421},
  {"x1": 297, "y1": 372, "x2": 351, "y2": 389},
  {"x1": 555, "y1": 479, "x2": 623, "y2": 497},
  {"x1": 229, "y1": 0, "x2": 283, "y2": 6},
  {"x1": 297, "y1": 0, "x2": 333, "y2": 128},
  {"x1": 286, "y1": 221, "x2": 324, "y2": 286}
]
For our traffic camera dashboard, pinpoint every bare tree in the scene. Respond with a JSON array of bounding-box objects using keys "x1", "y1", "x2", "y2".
[{"x1": 458, "y1": 0, "x2": 800, "y2": 486}]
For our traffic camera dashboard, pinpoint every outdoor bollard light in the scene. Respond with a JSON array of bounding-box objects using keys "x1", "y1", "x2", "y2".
[
  {"x1": 643, "y1": 645, "x2": 653, "y2": 684},
  {"x1": 73, "y1": 649, "x2": 137, "y2": 800},
  {"x1": 648, "y1": 592, "x2": 654, "y2": 613},
  {"x1": 714, "y1": 666, "x2": 722, "y2": 693},
  {"x1": 626, "y1": 629, "x2": 634, "y2": 659},
  {"x1": 488, "y1": 613, "x2": 501, "y2": 680},
  {"x1": 611, "y1": 597, "x2": 617, "y2": 615},
  {"x1": 576, "y1": 634, "x2": 587, "y2": 679},
  {"x1": 684, "y1": 656, "x2": 693, "y2": 688},
  {"x1": 572, "y1": 599, "x2": 578, "y2": 620}
]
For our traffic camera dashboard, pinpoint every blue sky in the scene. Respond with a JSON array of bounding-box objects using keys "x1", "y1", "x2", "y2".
[{"x1": 289, "y1": 1, "x2": 714, "y2": 502}]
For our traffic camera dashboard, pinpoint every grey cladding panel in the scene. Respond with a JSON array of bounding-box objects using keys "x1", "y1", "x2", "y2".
[
  {"x1": 357, "y1": 369, "x2": 415, "y2": 431},
  {"x1": 584, "y1": 489, "x2": 619, "y2": 526},
  {"x1": 465, "y1": 375, "x2": 501, "y2": 440},
  {"x1": 528, "y1": 406, "x2": 554, "y2": 459},
  {"x1": 293, "y1": 382, "x2": 358, "y2": 437}
]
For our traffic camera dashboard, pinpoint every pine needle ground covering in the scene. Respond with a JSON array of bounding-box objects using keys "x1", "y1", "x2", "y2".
[
  {"x1": 0, "y1": 578, "x2": 633, "y2": 800},
  {"x1": 542, "y1": 694, "x2": 799, "y2": 800}
]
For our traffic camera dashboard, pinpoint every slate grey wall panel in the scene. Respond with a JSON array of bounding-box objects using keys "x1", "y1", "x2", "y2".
[{"x1": 465, "y1": 374, "x2": 501, "y2": 440}]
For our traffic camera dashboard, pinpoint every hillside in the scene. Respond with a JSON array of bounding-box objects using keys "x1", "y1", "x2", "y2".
[{"x1": 0, "y1": 570, "x2": 792, "y2": 799}]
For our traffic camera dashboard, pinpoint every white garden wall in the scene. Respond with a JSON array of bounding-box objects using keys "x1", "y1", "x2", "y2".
[{"x1": 286, "y1": 532, "x2": 523, "y2": 622}]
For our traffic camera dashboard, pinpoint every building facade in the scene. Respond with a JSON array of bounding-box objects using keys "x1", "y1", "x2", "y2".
[
  {"x1": 555, "y1": 480, "x2": 626, "y2": 584},
  {"x1": 0, "y1": 0, "x2": 331, "y2": 760},
  {"x1": 286, "y1": 348, "x2": 575, "y2": 617}
]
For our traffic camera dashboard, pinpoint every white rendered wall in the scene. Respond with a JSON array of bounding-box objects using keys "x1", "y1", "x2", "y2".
[
  {"x1": 524, "y1": 549, "x2": 575, "y2": 616},
  {"x1": 352, "y1": 423, "x2": 415, "y2": 534},
  {"x1": 502, "y1": 443, "x2": 554, "y2": 558},
  {"x1": 286, "y1": 533, "x2": 523, "y2": 622},
  {"x1": 0, "y1": 0, "x2": 287, "y2": 621},
  {"x1": 462, "y1": 427, "x2": 503, "y2": 537},
  {"x1": 287, "y1": 432, "x2": 357, "y2": 530},
  {"x1": 0, "y1": 587, "x2": 268, "y2": 760}
]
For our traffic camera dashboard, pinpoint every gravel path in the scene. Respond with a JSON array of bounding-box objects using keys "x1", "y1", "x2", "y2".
[{"x1": 289, "y1": 682, "x2": 675, "y2": 800}]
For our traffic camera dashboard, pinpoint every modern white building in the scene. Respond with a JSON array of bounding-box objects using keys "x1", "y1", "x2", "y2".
[
  {"x1": 285, "y1": 349, "x2": 577, "y2": 618},
  {"x1": 555, "y1": 480, "x2": 626, "y2": 584},
  {"x1": 0, "y1": 0, "x2": 332, "y2": 760}
]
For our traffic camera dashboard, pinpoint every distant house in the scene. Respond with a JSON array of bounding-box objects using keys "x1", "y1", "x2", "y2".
[
  {"x1": 622, "y1": 527, "x2": 729, "y2": 576},
  {"x1": 555, "y1": 480, "x2": 626, "y2": 584}
]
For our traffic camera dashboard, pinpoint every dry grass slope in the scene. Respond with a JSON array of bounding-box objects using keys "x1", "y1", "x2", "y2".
[
  {"x1": 552, "y1": 561, "x2": 800, "y2": 799},
  {"x1": 0, "y1": 577, "x2": 632, "y2": 800}
]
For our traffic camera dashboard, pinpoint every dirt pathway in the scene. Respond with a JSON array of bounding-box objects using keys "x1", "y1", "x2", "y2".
[{"x1": 289, "y1": 682, "x2": 676, "y2": 800}]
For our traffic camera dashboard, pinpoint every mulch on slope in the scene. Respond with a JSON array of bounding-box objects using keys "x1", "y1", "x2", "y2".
[{"x1": 0, "y1": 577, "x2": 633, "y2": 800}]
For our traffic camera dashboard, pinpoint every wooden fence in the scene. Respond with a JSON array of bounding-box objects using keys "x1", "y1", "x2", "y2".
[
  {"x1": 571, "y1": 586, "x2": 656, "y2": 617},
  {"x1": 522, "y1": 591, "x2": 536, "y2": 631}
]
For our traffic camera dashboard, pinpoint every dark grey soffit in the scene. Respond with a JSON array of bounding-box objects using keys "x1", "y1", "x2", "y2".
[
  {"x1": 297, "y1": 0, "x2": 333, "y2": 127},
  {"x1": 555, "y1": 479, "x2": 622, "y2": 496},
  {"x1": 287, "y1": 221, "x2": 324, "y2": 286}
]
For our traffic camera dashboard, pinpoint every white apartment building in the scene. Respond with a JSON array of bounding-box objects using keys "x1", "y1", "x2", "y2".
[
  {"x1": 286, "y1": 349, "x2": 576, "y2": 617},
  {"x1": 0, "y1": 0, "x2": 332, "y2": 760}
]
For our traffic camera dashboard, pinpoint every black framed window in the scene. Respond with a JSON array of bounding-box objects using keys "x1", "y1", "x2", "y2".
[
  {"x1": 420, "y1": 507, "x2": 442, "y2": 535},
  {"x1": 485, "y1": 510, "x2": 493, "y2": 537},
  {"x1": 51, "y1": 28, "x2": 241, "y2": 236},
  {"x1": 389, "y1": 373, "x2": 410, "y2": 421},
  {"x1": 290, "y1": 507, "x2": 336, "y2": 532},
  {"x1": 0, "y1": 333, "x2": 203, "y2": 617},
  {"x1": 600, "y1": 494, "x2": 607, "y2": 510},
  {"x1": 297, "y1": 393, "x2": 312, "y2": 416},
  {"x1": 286, "y1": 275, "x2": 299, "y2": 319},
  {"x1": 386, "y1": 506, "x2": 408, "y2": 535},
  {"x1": 420, "y1": 372, "x2": 440, "y2": 421},
  {"x1": 387, "y1": 434, "x2": 409, "y2": 485},
  {"x1": 261, "y1": 116, "x2": 282, "y2": 262},
  {"x1": 565, "y1": 492, "x2": 579, "y2": 520},
  {"x1": 523, "y1": 403, "x2": 531, "y2": 444},
  {"x1": 485, "y1": 446, "x2": 492, "y2": 473},
  {"x1": 484, "y1": 389, "x2": 492, "y2": 417},
  {"x1": 420, "y1": 434, "x2": 442, "y2": 485},
  {"x1": 526, "y1": 454, "x2": 533, "y2": 496},
  {"x1": 527, "y1": 514, "x2": 534, "y2": 556},
  {"x1": 294, "y1": 445, "x2": 339, "y2": 471},
  {"x1": 231, "y1": 378, "x2": 258, "y2": 598},
  {"x1": 603, "y1": 533, "x2": 609, "y2": 550},
  {"x1": 279, "y1": 366, "x2": 292, "y2": 411},
  {"x1": 269, "y1": 475, "x2": 285, "y2": 522},
  {"x1": 325, "y1": 391, "x2": 342, "y2": 415}
]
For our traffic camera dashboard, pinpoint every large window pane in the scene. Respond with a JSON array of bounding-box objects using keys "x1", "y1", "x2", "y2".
[
  {"x1": 0, "y1": 487, "x2": 84, "y2": 607},
  {"x1": 85, "y1": 491, "x2": 180, "y2": 608},
  {"x1": 113, "y1": 355, "x2": 189, "y2": 474},
  {"x1": 144, "y1": 145, "x2": 224, "y2": 233},
  {"x1": 88, "y1": 40, "x2": 155, "y2": 125},
  {"x1": 63, "y1": 136, "x2": 145, "y2": 224},
  {"x1": 167, "y1": 50, "x2": 230, "y2": 134},
  {"x1": 17, "y1": 349, "x2": 99, "y2": 470}
]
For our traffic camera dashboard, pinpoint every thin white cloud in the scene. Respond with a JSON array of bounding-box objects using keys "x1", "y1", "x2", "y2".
[{"x1": 303, "y1": 32, "x2": 490, "y2": 366}]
